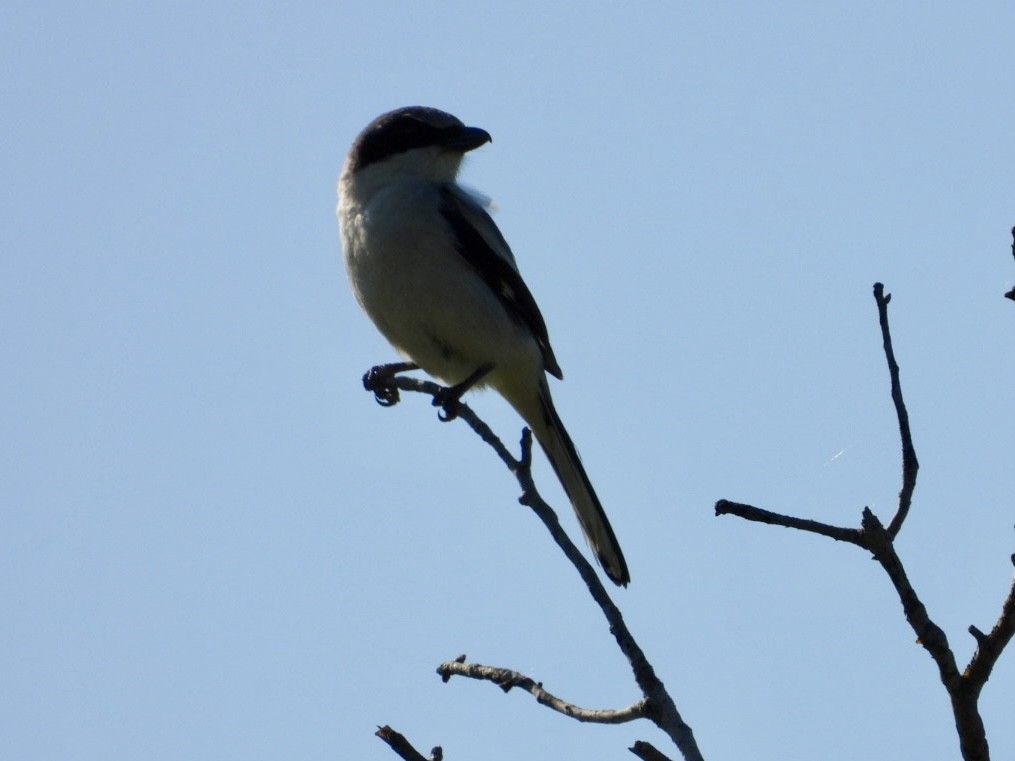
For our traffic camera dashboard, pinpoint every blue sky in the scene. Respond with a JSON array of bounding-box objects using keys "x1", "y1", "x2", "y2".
[{"x1": 3, "y1": 2, "x2": 1014, "y2": 759}]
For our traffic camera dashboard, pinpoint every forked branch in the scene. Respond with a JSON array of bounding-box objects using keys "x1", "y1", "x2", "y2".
[
  {"x1": 365, "y1": 370, "x2": 703, "y2": 761},
  {"x1": 715, "y1": 283, "x2": 1013, "y2": 761}
]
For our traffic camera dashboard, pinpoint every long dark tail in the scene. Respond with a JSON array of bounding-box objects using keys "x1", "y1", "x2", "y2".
[{"x1": 526, "y1": 378, "x2": 630, "y2": 586}]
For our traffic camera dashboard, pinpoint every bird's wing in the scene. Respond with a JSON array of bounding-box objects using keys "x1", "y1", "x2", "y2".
[{"x1": 439, "y1": 185, "x2": 562, "y2": 379}]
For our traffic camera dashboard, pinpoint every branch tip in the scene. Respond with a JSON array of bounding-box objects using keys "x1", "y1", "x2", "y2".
[
  {"x1": 630, "y1": 740, "x2": 677, "y2": 761},
  {"x1": 871, "y1": 284, "x2": 919, "y2": 538},
  {"x1": 375, "y1": 725, "x2": 431, "y2": 761},
  {"x1": 519, "y1": 427, "x2": 533, "y2": 465}
]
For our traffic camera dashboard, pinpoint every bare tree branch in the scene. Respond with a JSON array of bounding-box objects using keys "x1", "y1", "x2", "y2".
[
  {"x1": 366, "y1": 273, "x2": 1013, "y2": 761},
  {"x1": 436, "y1": 659, "x2": 648, "y2": 723},
  {"x1": 371, "y1": 372, "x2": 519, "y2": 470},
  {"x1": 964, "y1": 555, "x2": 1015, "y2": 687},
  {"x1": 713, "y1": 500, "x2": 863, "y2": 546},
  {"x1": 375, "y1": 725, "x2": 442, "y2": 761},
  {"x1": 858, "y1": 508, "x2": 961, "y2": 686},
  {"x1": 872, "y1": 283, "x2": 920, "y2": 538},
  {"x1": 630, "y1": 740, "x2": 677, "y2": 761},
  {"x1": 363, "y1": 370, "x2": 704, "y2": 761},
  {"x1": 714, "y1": 283, "x2": 1012, "y2": 761}
]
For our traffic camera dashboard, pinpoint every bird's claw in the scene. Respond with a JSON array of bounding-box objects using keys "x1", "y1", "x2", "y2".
[
  {"x1": 433, "y1": 389, "x2": 461, "y2": 422},
  {"x1": 431, "y1": 364, "x2": 492, "y2": 422},
  {"x1": 363, "y1": 367, "x2": 400, "y2": 407}
]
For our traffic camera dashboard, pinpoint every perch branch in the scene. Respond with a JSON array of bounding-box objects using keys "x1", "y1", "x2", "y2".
[{"x1": 362, "y1": 367, "x2": 704, "y2": 761}]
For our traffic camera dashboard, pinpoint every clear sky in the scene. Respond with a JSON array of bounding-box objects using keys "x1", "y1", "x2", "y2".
[{"x1": 3, "y1": 2, "x2": 1013, "y2": 760}]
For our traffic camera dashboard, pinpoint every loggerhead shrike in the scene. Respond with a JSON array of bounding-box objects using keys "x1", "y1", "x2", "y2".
[{"x1": 337, "y1": 106, "x2": 629, "y2": 586}]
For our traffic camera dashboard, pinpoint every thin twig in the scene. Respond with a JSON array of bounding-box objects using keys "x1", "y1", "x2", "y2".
[
  {"x1": 873, "y1": 283, "x2": 919, "y2": 538},
  {"x1": 386, "y1": 374, "x2": 520, "y2": 469},
  {"x1": 714, "y1": 500, "x2": 863, "y2": 546},
  {"x1": 436, "y1": 659, "x2": 648, "y2": 723}
]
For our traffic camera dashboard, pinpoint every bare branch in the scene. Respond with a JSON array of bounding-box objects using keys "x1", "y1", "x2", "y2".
[
  {"x1": 378, "y1": 373, "x2": 521, "y2": 471},
  {"x1": 363, "y1": 266, "x2": 1015, "y2": 761},
  {"x1": 375, "y1": 725, "x2": 441, "y2": 761},
  {"x1": 964, "y1": 559, "x2": 1015, "y2": 689},
  {"x1": 714, "y1": 500, "x2": 863, "y2": 546},
  {"x1": 630, "y1": 740, "x2": 677, "y2": 761},
  {"x1": 872, "y1": 283, "x2": 919, "y2": 538},
  {"x1": 713, "y1": 284, "x2": 1013, "y2": 761},
  {"x1": 858, "y1": 508, "x2": 961, "y2": 687},
  {"x1": 437, "y1": 658, "x2": 647, "y2": 724},
  {"x1": 496, "y1": 435, "x2": 704, "y2": 760},
  {"x1": 362, "y1": 366, "x2": 705, "y2": 761}
]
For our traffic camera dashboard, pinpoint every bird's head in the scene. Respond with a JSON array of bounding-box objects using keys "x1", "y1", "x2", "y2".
[{"x1": 342, "y1": 106, "x2": 491, "y2": 188}]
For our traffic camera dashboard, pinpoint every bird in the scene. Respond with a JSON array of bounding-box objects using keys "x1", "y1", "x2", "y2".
[{"x1": 337, "y1": 106, "x2": 629, "y2": 586}]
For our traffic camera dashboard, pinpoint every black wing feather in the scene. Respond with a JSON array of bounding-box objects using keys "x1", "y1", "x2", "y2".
[{"x1": 439, "y1": 186, "x2": 562, "y2": 378}]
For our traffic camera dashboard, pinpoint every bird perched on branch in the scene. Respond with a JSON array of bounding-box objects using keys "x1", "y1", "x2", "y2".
[{"x1": 337, "y1": 106, "x2": 629, "y2": 586}]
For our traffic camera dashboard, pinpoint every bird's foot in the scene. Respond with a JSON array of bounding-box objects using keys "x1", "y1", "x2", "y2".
[
  {"x1": 433, "y1": 390, "x2": 461, "y2": 421},
  {"x1": 432, "y1": 364, "x2": 493, "y2": 422},
  {"x1": 362, "y1": 362, "x2": 418, "y2": 407}
]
